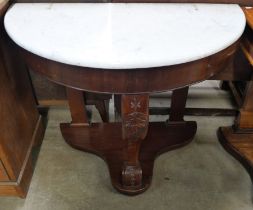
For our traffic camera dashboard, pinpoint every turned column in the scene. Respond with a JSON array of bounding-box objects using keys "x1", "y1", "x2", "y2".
[{"x1": 121, "y1": 94, "x2": 149, "y2": 189}]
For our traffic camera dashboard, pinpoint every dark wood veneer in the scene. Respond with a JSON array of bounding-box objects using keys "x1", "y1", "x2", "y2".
[
  {"x1": 61, "y1": 121, "x2": 197, "y2": 194},
  {"x1": 17, "y1": 39, "x2": 240, "y2": 194},
  {"x1": 218, "y1": 8, "x2": 253, "y2": 184},
  {"x1": 21, "y1": 42, "x2": 237, "y2": 94},
  {"x1": 6, "y1": 0, "x2": 247, "y2": 195},
  {"x1": 0, "y1": 0, "x2": 46, "y2": 197}
]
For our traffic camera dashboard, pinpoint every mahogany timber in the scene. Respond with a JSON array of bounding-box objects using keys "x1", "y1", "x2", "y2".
[
  {"x1": 169, "y1": 87, "x2": 189, "y2": 121},
  {"x1": 211, "y1": 47, "x2": 252, "y2": 81},
  {"x1": 17, "y1": 34, "x2": 239, "y2": 194},
  {"x1": 121, "y1": 95, "x2": 149, "y2": 189},
  {"x1": 29, "y1": 66, "x2": 111, "y2": 122},
  {"x1": 21, "y1": 42, "x2": 237, "y2": 94},
  {"x1": 244, "y1": 7, "x2": 253, "y2": 30},
  {"x1": 85, "y1": 92, "x2": 111, "y2": 122},
  {"x1": 218, "y1": 8, "x2": 253, "y2": 183},
  {"x1": 0, "y1": 1, "x2": 46, "y2": 197},
  {"x1": 235, "y1": 80, "x2": 253, "y2": 130},
  {"x1": 12, "y1": 2, "x2": 241, "y2": 194},
  {"x1": 0, "y1": 161, "x2": 9, "y2": 181},
  {"x1": 17, "y1": 3, "x2": 251, "y2": 107},
  {"x1": 66, "y1": 88, "x2": 89, "y2": 125},
  {"x1": 218, "y1": 127, "x2": 253, "y2": 182},
  {"x1": 61, "y1": 121, "x2": 197, "y2": 194}
]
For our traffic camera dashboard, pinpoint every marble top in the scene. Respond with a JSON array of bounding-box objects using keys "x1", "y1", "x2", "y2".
[{"x1": 4, "y1": 3, "x2": 246, "y2": 69}]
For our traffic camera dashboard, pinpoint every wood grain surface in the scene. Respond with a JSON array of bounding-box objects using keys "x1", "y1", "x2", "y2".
[{"x1": 244, "y1": 7, "x2": 253, "y2": 30}]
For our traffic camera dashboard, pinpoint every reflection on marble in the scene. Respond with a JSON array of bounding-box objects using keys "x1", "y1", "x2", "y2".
[{"x1": 5, "y1": 3, "x2": 246, "y2": 69}]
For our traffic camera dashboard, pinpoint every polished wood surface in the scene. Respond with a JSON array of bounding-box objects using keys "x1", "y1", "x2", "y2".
[
  {"x1": 218, "y1": 127, "x2": 253, "y2": 182},
  {"x1": 60, "y1": 86, "x2": 197, "y2": 194},
  {"x1": 61, "y1": 121, "x2": 197, "y2": 194},
  {"x1": 236, "y1": 80, "x2": 253, "y2": 129},
  {"x1": 6, "y1": 0, "x2": 244, "y2": 195},
  {"x1": 244, "y1": 7, "x2": 253, "y2": 30},
  {"x1": 22, "y1": 42, "x2": 237, "y2": 94},
  {"x1": 241, "y1": 27, "x2": 253, "y2": 66},
  {"x1": 0, "y1": 1, "x2": 46, "y2": 197},
  {"x1": 66, "y1": 88, "x2": 89, "y2": 125},
  {"x1": 121, "y1": 94, "x2": 149, "y2": 190},
  {"x1": 19, "y1": 40, "x2": 239, "y2": 194},
  {"x1": 22, "y1": 4, "x2": 250, "y2": 107},
  {"x1": 169, "y1": 87, "x2": 189, "y2": 121},
  {"x1": 0, "y1": 161, "x2": 9, "y2": 181},
  {"x1": 218, "y1": 11, "x2": 253, "y2": 184}
]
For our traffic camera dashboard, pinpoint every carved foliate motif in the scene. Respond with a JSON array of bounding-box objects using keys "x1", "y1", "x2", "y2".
[
  {"x1": 121, "y1": 94, "x2": 149, "y2": 188},
  {"x1": 122, "y1": 164, "x2": 142, "y2": 188},
  {"x1": 122, "y1": 95, "x2": 148, "y2": 141}
]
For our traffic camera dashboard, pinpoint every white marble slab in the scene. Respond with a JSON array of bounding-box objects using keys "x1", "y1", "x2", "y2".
[{"x1": 4, "y1": 3, "x2": 246, "y2": 69}]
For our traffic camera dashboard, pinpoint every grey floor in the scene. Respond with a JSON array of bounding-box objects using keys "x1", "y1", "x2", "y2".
[{"x1": 0, "y1": 81, "x2": 252, "y2": 210}]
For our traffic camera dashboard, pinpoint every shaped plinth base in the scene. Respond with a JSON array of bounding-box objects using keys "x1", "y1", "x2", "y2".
[
  {"x1": 218, "y1": 127, "x2": 253, "y2": 182},
  {"x1": 60, "y1": 121, "x2": 197, "y2": 195}
]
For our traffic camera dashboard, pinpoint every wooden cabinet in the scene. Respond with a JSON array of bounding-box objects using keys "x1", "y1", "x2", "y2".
[
  {"x1": 0, "y1": 1, "x2": 45, "y2": 198},
  {"x1": 0, "y1": 161, "x2": 9, "y2": 181},
  {"x1": 218, "y1": 8, "x2": 253, "y2": 183}
]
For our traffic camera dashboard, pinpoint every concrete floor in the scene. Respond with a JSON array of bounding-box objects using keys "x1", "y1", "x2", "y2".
[{"x1": 0, "y1": 81, "x2": 252, "y2": 210}]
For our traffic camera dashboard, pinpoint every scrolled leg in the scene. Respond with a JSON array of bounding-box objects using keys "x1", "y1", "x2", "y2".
[{"x1": 121, "y1": 94, "x2": 149, "y2": 189}]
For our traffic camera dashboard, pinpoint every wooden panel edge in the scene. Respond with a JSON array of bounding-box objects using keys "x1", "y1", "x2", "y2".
[{"x1": 0, "y1": 115, "x2": 45, "y2": 198}]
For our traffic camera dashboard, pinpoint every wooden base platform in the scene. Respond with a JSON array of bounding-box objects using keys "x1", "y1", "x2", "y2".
[
  {"x1": 60, "y1": 121, "x2": 197, "y2": 195},
  {"x1": 218, "y1": 127, "x2": 253, "y2": 181}
]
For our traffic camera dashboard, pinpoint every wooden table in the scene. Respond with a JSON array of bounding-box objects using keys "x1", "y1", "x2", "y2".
[
  {"x1": 4, "y1": 3, "x2": 246, "y2": 195},
  {"x1": 218, "y1": 7, "x2": 253, "y2": 183}
]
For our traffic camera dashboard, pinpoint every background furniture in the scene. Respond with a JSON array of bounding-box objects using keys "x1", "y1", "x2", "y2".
[
  {"x1": 218, "y1": 7, "x2": 253, "y2": 182},
  {"x1": 0, "y1": 0, "x2": 45, "y2": 197}
]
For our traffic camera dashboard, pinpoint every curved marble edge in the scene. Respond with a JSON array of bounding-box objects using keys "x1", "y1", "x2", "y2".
[{"x1": 4, "y1": 3, "x2": 246, "y2": 70}]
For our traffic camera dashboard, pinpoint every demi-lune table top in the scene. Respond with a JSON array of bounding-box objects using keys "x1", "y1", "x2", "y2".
[{"x1": 4, "y1": 3, "x2": 246, "y2": 69}]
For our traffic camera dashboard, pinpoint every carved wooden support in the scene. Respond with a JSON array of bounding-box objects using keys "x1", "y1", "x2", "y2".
[
  {"x1": 121, "y1": 94, "x2": 149, "y2": 189},
  {"x1": 169, "y1": 87, "x2": 189, "y2": 122},
  {"x1": 218, "y1": 19, "x2": 253, "y2": 184},
  {"x1": 66, "y1": 87, "x2": 89, "y2": 126}
]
